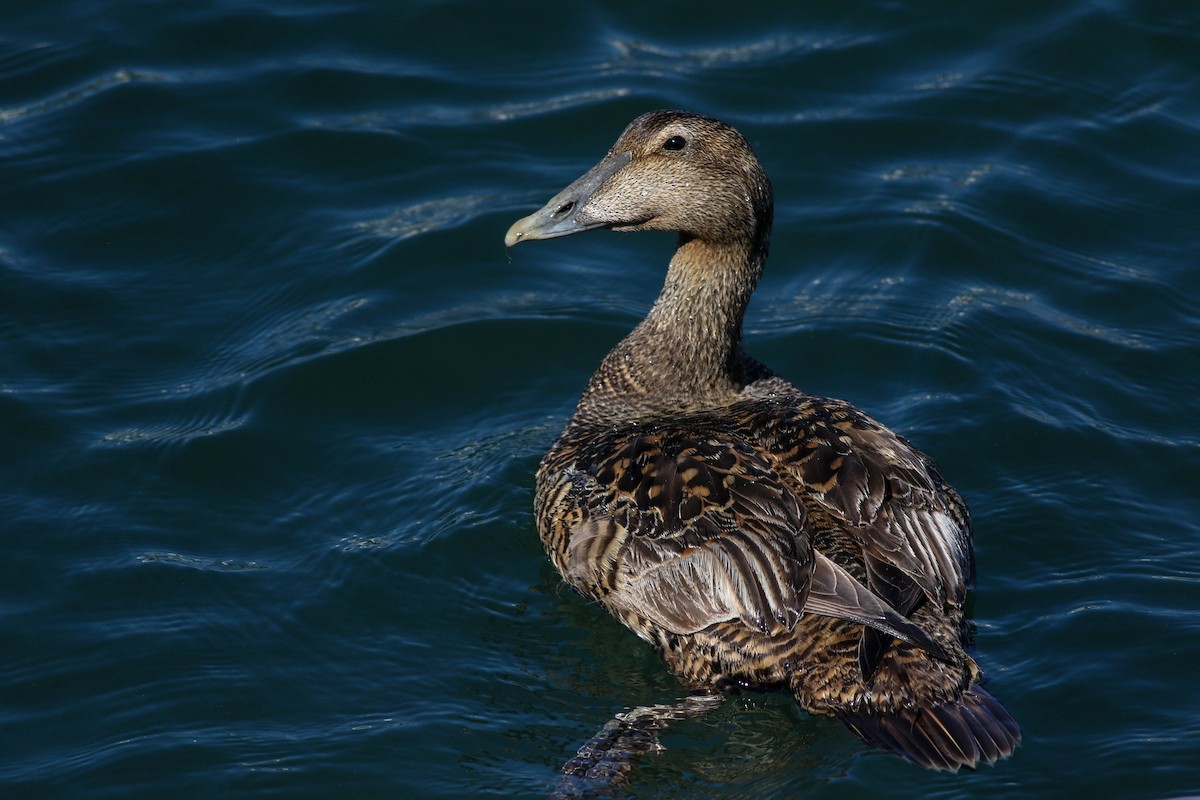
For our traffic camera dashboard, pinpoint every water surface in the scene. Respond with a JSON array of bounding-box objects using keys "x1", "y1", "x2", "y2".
[{"x1": 2, "y1": 1, "x2": 1199, "y2": 798}]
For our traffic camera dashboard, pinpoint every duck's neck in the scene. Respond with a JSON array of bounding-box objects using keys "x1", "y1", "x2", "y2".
[{"x1": 573, "y1": 233, "x2": 770, "y2": 425}]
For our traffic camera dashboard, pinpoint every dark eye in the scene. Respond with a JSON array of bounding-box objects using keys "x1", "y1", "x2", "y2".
[{"x1": 662, "y1": 135, "x2": 687, "y2": 151}]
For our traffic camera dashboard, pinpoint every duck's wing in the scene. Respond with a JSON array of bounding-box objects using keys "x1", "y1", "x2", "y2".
[
  {"x1": 765, "y1": 399, "x2": 974, "y2": 608},
  {"x1": 540, "y1": 427, "x2": 949, "y2": 656},
  {"x1": 545, "y1": 430, "x2": 808, "y2": 637}
]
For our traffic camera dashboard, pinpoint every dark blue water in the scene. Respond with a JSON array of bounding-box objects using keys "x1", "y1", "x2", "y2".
[{"x1": 3, "y1": 1, "x2": 1199, "y2": 798}]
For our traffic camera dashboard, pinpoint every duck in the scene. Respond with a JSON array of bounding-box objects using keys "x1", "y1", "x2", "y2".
[{"x1": 506, "y1": 110, "x2": 1019, "y2": 774}]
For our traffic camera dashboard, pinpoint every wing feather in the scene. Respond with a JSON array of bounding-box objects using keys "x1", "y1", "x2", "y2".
[
  {"x1": 543, "y1": 424, "x2": 948, "y2": 657},
  {"x1": 764, "y1": 398, "x2": 974, "y2": 606}
]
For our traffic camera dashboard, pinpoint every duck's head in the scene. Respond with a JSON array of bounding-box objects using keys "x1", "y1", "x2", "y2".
[{"x1": 505, "y1": 110, "x2": 772, "y2": 248}]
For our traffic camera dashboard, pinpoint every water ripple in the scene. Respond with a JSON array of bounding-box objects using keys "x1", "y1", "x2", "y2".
[
  {"x1": 355, "y1": 193, "x2": 504, "y2": 240},
  {"x1": 136, "y1": 552, "x2": 268, "y2": 571},
  {"x1": 0, "y1": 68, "x2": 169, "y2": 124},
  {"x1": 99, "y1": 413, "x2": 250, "y2": 447},
  {"x1": 419, "y1": 88, "x2": 634, "y2": 124},
  {"x1": 605, "y1": 32, "x2": 861, "y2": 73}
]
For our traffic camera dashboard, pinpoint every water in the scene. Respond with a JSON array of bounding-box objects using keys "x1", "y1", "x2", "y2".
[{"x1": 2, "y1": 1, "x2": 1199, "y2": 797}]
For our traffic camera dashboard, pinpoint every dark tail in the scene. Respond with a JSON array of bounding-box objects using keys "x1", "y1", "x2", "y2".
[{"x1": 836, "y1": 685, "x2": 1020, "y2": 772}]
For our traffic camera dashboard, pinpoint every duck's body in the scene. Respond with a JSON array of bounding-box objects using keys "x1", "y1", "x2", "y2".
[{"x1": 508, "y1": 110, "x2": 1018, "y2": 772}]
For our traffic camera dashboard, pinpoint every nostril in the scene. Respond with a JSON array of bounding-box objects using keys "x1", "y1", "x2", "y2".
[{"x1": 552, "y1": 200, "x2": 575, "y2": 218}]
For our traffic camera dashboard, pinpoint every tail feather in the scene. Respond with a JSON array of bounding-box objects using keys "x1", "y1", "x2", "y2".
[{"x1": 836, "y1": 685, "x2": 1020, "y2": 772}]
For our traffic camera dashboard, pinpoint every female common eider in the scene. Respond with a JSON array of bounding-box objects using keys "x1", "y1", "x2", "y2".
[{"x1": 506, "y1": 110, "x2": 1019, "y2": 773}]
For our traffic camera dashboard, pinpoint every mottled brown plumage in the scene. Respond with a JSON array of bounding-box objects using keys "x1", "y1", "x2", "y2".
[{"x1": 507, "y1": 110, "x2": 1019, "y2": 773}]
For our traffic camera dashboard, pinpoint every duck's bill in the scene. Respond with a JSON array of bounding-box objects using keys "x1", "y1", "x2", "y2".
[{"x1": 504, "y1": 150, "x2": 632, "y2": 247}]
